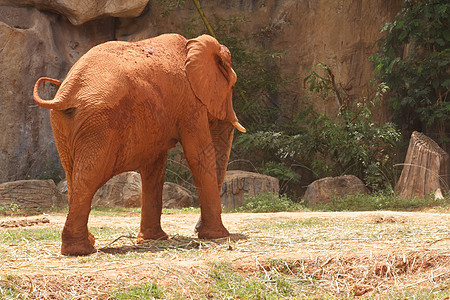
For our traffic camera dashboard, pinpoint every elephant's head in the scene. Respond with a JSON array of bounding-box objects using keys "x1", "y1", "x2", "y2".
[
  {"x1": 185, "y1": 35, "x2": 245, "y2": 133},
  {"x1": 185, "y1": 35, "x2": 245, "y2": 187}
]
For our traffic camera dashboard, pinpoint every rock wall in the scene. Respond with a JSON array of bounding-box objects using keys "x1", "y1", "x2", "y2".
[
  {"x1": 0, "y1": 2, "x2": 116, "y2": 182},
  {"x1": 0, "y1": 0, "x2": 401, "y2": 182}
]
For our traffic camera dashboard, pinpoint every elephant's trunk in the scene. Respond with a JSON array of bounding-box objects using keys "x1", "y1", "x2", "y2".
[
  {"x1": 209, "y1": 119, "x2": 235, "y2": 190},
  {"x1": 33, "y1": 77, "x2": 71, "y2": 110}
]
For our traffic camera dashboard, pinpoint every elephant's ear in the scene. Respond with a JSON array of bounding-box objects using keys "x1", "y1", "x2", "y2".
[{"x1": 185, "y1": 35, "x2": 237, "y2": 121}]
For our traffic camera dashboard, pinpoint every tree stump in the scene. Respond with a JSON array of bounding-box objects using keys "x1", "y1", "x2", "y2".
[{"x1": 395, "y1": 131, "x2": 449, "y2": 199}]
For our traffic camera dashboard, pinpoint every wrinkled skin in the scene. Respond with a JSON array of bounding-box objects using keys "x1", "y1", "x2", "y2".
[{"x1": 33, "y1": 34, "x2": 245, "y2": 256}]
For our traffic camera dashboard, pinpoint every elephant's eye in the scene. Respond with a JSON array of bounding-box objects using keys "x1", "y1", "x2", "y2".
[{"x1": 63, "y1": 107, "x2": 75, "y2": 118}]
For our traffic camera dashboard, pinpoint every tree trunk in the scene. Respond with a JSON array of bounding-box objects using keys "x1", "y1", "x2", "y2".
[{"x1": 395, "y1": 131, "x2": 449, "y2": 199}]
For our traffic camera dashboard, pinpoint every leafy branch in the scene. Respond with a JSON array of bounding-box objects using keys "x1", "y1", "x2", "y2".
[{"x1": 371, "y1": 0, "x2": 449, "y2": 144}]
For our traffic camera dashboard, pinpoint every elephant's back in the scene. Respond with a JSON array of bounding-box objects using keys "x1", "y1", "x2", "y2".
[
  {"x1": 60, "y1": 34, "x2": 188, "y2": 107},
  {"x1": 89, "y1": 34, "x2": 187, "y2": 91},
  {"x1": 89, "y1": 34, "x2": 187, "y2": 71}
]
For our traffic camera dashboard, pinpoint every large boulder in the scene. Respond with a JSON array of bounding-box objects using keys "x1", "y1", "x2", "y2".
[
  {"x1": 57, "y1": 172, "x2": 141, "y2": 207},
  {"x1": 304, "y1": 175, "x2": 368, "y2": 205},
  {"x1": 3, "y1": 0, "x2": 149, "y2": 25},
  {"x1": 0, "y1": 179, "x2": 64, "y2": 209},
  {"x1": 92, "y1": 172, "x2": 142, "y2": 207},
  {"x1": 220, "y1": 170, "x2": 279, "y2": 210},
  {"x1": 162, "y1": 182, "x2": 197, "y2": 209}
]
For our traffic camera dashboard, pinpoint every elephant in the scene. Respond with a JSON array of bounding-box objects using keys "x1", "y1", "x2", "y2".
[{"x1": 33, "y1": 33, "x2": 246, "y2": 256}]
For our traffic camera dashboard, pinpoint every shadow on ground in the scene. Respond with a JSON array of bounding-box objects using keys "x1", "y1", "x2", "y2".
[{"x1": 98, "y1": 233, "x2": 248, "y2": 255}]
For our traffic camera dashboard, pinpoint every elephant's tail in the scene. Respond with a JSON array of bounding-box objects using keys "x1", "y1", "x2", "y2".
[{"x1": 33, "y1": 77, "x2": 71, "y2": 110}]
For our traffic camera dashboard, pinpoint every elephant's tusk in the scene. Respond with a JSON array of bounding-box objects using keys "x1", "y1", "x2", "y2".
[{"x1": 232, "y1": 121, "x2": 246, "y2": 133}]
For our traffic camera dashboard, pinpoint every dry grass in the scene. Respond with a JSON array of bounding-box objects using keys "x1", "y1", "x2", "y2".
[
  {"x1": 258, "y1": 250, "x2": 449, "y2": 297},
  {"x1": 0, "y1": 211, "x2": 449, "y2": 299}
]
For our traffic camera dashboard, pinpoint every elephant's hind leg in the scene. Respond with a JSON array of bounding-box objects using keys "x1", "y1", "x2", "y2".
[
  {"x1": 137, "y1": 152, "x2": 169, "y2": 242},
  {"x1": 61, "y1": 188, "x2": 97, "y2": 256},
  {"x1": 61, "y1": 157, "x2": 109, "y2": 256},
  {"x1": 52, "y1": 130, "x2": 95, "y2": 255}
]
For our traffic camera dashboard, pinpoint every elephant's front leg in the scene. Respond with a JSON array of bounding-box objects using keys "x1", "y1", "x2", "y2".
[
  {"x1": 180, "y1": 116, "x2": 230, "y2": 239},
  {"x1": 137, "y1": 152, "x2": 169, "y2": 242}
]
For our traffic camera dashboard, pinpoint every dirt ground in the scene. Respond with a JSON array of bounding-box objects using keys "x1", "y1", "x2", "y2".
[{"x1": 0, "y1": 210, "x2": 449, "y2": 299}]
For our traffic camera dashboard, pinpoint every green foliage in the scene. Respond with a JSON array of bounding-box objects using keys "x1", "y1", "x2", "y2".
[
  {"x1": 371, "y1": 0, "x2": 450, "y2": 143},
  {"x1": 232, "y1": 193, "x2": 303, "y2": 213},
  {"x1": 236, "y1": 64, "x2": 401, "y2": 193},
  {"x1": 310, "y1": 192, "x2": 450, "y2": 211},
  {"x1": 261, "y1": 161, "x2": 301, "y2": 183},
  {"x1": 303, "y1": 104, "x2": 401, "y2": 191},
  {"x1": 113, "y1": 282, "x2": 165, "y2": 299}
]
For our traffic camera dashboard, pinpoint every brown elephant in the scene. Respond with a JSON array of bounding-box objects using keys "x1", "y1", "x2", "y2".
[{"x1": 33, "y1": 33, "x2": 246, "y2": 256}]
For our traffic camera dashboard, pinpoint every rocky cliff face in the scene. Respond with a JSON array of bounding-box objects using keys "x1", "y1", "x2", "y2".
[
  {"x1": 0, "y1": 3, "x2": 116, "y2": 182},
  {"x1": 0, "y1": 0, "x2": 401, "y2": 182}
]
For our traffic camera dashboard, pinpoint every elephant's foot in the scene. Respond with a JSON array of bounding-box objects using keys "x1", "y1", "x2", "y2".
[
  {"x1": 197, "y1": 223, "x2": 230, "y2": 239},
  {"x1": 61, "y1": 238, "x2": 96, "y2": 256},
  {"x1": 137, "y1": 228, "x2": 168, "y2": 243},
  {"x1": 88, "y1": 231, "x2": 95, "y2": 246},
  {"x1": 61, "y1": 230, "x2": 96, "y2": 256}
]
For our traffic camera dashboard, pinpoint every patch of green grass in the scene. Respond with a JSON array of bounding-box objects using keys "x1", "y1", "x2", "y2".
[
  {"x1": 254, "y1": 217, "x2": 330, "y2": 231},
  {"x1": 0, "y1": 228, "x2": 61, "y2": 244},
  {"x1": 90, "y1": 206, "x2": 200, "y2": 216},
  {"x1": 162, "y1": 207, "x2": 200, "y2": 214},
  {"x1": 0, "y1": 203, "x2": 21, "y2": 216},
  {"x1": 90, "y1": 206, "x2": 140, "y2": 216},
  {"x1": 112, "y1": 282, "x2": 165, "y2": 299},
  {"x1": 246, "y1": 214, "x2": 449, "y2": 248},
  {"x1": 231, "y1": 193, "x2": 305, "y2": 213},
  {"x1": 384, "y1": 288, "x2": 450, "y2": 300},
  {"x1": 309, "y1": 192, "x2": 450, "y2": 211},
  {"x1": 0, "y1": 275, "x2": 21, "y2": 299},
  {"x1": 89, "y1": 226, "x2": 135, "y2": 239},
  {"x1": 0, "y1": 203, "x2": 68, "y2": 217},
  {"x1": 0, "y1": 203, "x2": 45, "y2": 217},
  {"x1": 207, "y1": 262, "x2": 296, "y2": 299}
]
